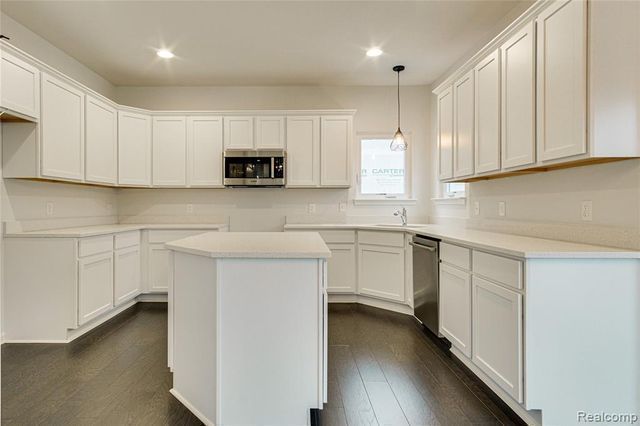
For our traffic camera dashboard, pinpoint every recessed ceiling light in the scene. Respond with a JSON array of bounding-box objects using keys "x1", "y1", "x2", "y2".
[
  {"x1": 157, "y1": 49, "x2": 175, "y2": 59},
  {"x1": 366, "y1": 47, "x2": 383, "y2": 57}
]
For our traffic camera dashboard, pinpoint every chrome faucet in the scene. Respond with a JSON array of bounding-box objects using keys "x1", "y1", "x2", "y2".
[{"x1": 394, "y1": 207, "x2": 408, "y2": 226}]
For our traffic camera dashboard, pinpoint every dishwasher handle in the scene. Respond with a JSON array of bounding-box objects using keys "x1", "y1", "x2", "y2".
[{"x1": 409, "y1": 241, "x2": 437, "y2": 252}]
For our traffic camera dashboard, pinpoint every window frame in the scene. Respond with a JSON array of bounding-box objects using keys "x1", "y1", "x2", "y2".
[
  {"x1": 444, "y1": 182, "x2": 466, "y2": 198},
  {"x1": 355, "y1": 132, "x2": 413, "y2": 201}
]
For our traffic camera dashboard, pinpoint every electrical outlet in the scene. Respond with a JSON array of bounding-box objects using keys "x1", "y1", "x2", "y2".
[
  {"x1": 498, "y1": 201, "x2": 506, "y2": 217},
  {"x1": 186, "y1": 204, "x2": 194, "y2": 214},
  {"x1": 46, "y1": 202, "x2": 54, "y2": 217},
  {"x1": 473, "y1": 201, "x2": 480, "y2": 216},
  {"x1": 338, "y1": 202, "x2": 347, "y2": 213},
  {"x1": 308, "y1": 203, "x2": 316, "y2": 214},
  {"x1": 581, "y1": 200, "x2": 593, "y2": 221}
]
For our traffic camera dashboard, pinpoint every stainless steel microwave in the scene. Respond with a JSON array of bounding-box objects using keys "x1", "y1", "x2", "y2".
[{"x1": 223, "y1": 150, "x2": 286, "y2": 187}]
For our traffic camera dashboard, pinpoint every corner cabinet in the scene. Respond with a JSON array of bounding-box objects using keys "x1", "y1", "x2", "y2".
[
  {"x1": 118, "y1": 110, "x2": 151, "y2": 186},
  {"x1": 1, "y1": 50, "x2": 40, "y2": 119},
  {"x1": 153, "y1": 116, "x2": 187, "y2": 187},
  {"x1": 85, "y1": 95, "x2": 117, "y2": 185},
  {"x1": 357, "y1": 231, "x2": 405, "y2": 303},
  {"x1": 320, "y1": 116, "x2": 352, "y2": 187}
]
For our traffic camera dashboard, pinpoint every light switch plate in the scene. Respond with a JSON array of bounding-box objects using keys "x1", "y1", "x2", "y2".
[
  {"x1": 338, "y1": 202, "x2": 347, "y2": 212},
  {"x1": 581, "y1": 200, "x2": 593, "y2": 221},
  {"x1": 498, "y1": 201, "x2": 506, "y2": 217},
  {"x1": 308, "y1": 203, "x2": 316, "y2": 214},
  {"x1": 186, "y1": 204, "x2": 194, "y2": 214},
  {"x1": 473, "y1": 201, "x2": 480, "y2": 216}
]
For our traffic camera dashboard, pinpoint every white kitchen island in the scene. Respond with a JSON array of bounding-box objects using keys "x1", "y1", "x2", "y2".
[{"x1": 165, "y1": 232, "x2": 330, "y2": 426}]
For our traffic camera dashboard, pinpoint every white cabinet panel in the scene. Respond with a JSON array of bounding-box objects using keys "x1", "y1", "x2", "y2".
[
  {"x1": 187, "y1": 116, "x2": 223, "y2": 187},
  {"x1": 223, "y1": 116, "x2": 254, "y2": 150},
  {"x1": 537, "y1": 0, "x2": 587, "y2": 162},
  {"x1": 114, "y1": 246, "x2": 141, "y2": 306},
  {"x1": 326, "y1": 243, "x2": 356, "y2": 294},
  {"x1": 41, "y1": 72, "x2": 84, "y2": 181},
  {"x1": 286, "y1": 115, "x2": 320, "y2": 187},
  {"x1": 1, "y1": 51, "x2": 40, "y2": 119},
  {"x1": 153, "y1": 116, "x2": 187, "y2": 187},
  {"x1": 358, "y1": 244, "x2": 404, "y2": 302},
  {"x1": 118, "y1": 111, "x2": 151, "y2": 186},
  {"x1": 320, "y1": 116, "x2": 351, "y2": 187},
  {"x1": 500, "y1": 22, "x2": 536, "y2": 169},
  {"x1": 453, "y1": 70, "x2": 475, "y2": 178},
  {"x1": 85, "y1": 95, "x2": 117, "y2": 184},
  {"x1": 437, "y1": 86, "x2": 454, "y2": 180},
  {"x1": 439, "y1": 263, "x2": 471, "y2": 357},
  {"x1": 472, "y1": 276, "x2": 523, "y2": 402},
  {"x1": 474, "y1": 50, "x2": 501, "y2": 174},
  {"x1": 256, "y1": 116, "x2": 285, "y2": 149},
  {"x1": 148, "y1": 243, "x2": 171, "y2": 292},
  {"x1": 78, "y1": 252, "x2": 114, "y2": 325}
]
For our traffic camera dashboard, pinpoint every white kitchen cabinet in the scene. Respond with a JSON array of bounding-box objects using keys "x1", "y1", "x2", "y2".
[
  {"x1": 223, "y1": 116, "x2": 254, "y2": 150},
  {"x1": 40, "y1": 72, "x2": 85, "y2": 181},
  {"x1": 358, "y1": 243, "x2": 405, "y2": 302},
  {"x1": 320, "y1": 115, "x2": 351, "y2": 187},
  {"x1": 472, "y1": 276, "x2": 523, "y2": 403},
  {"x1": 85, "y1": 95, "x2": 117, "y2": 184},
  {"x1": 536, "y1": 0, "x2": 587, "y2": 162},
  {"x1": 1, "y1": 50, "x2": 40, "y2": 119},
  {"x1": 326, "y1": 243, "x2": 356, "y2": 294},
  {"x1": 474, "y1": 50, "x2": 501, "y2": 174},
  {"x1": 439, "y1": 263, "x2": 471, "y2": 357},
  {"x1": 256, "y1": 116, "x2": 285, "y2": 149},
  {"x1": 500, "y1": 21, "x2": 536, "y2": 169},
  {"x1": 114, "y1": 245, "x2": 141, "y2": 306},
  {"x1": 153, "y1": 116, "x2": 187, "y2": 187},
  {"x1": 286, "y1": 115, "x2": 320, "y2": 187},
  {"x1": 148, "y1": 243, "x2": 171, "y2": 292},
  {"x1": 118, "y1": 110, "x2": 151, "y2": 186},
  {"x1": 187, "y1": 116, "x2": 223, "y2": 187},
  {"x1": 437, "y1": 86, "x2": 454, "y2": 180},
  {"x1": 453, "y1": 70, "x2": 475, "y2": 178},
  {"x1": 78, "y1": 251, "x2": 114, "y2": 325}
]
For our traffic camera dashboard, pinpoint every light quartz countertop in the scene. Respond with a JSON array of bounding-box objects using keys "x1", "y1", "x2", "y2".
[
  {"x1": 166, "y1": 231, "x2": 331, "y2": 259},
  {"x1": 4, "y1": 223, "x2": 229, "y2": 238},
  {"x1": 284, "y1": 223, "x2": 640, "y2": 259}
]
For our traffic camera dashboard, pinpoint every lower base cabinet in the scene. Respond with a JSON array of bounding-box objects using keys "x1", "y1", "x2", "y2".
[
  {"x1": 439, "y1": 262, "x2": 472, "y2": 357},
  {"x1": 358, "y1": 243, "x2": 405, "y2": 302},
  {"x1": 78, "y1": 252, "x2": 114, "y2": 325},
  {"x1": 326, "y1": 243, "x2": 356, "y2": 293},
  {"x1": 115, "y1": 245, "x2": 141, "y2": 305},
  {"x1": 472, "y1": 276, "x2": 523, "y2": 402},
  {"x1": 148, "y1": 243, "x2": 171, "y2": 292}
]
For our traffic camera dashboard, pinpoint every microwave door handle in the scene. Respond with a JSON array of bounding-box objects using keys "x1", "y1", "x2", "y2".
[{"x1": 271, "y1": 157, "x2": 275, "y2": 178}]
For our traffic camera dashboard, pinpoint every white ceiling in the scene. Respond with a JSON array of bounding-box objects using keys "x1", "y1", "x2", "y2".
[{"x1": 1, "y1": 1, "x2": 529, "y2": 87}]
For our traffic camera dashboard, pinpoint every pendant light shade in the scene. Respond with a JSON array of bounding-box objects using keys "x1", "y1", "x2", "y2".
[{"x1": 390, "y1": 65, "x2": 407, "y2": 152}]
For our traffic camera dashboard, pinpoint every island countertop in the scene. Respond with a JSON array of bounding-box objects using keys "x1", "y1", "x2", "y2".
[{"x1": 166, "y1": 231, "x2": 331, "y2": 259}]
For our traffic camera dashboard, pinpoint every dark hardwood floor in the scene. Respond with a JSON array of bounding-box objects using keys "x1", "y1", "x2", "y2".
[{"x1": 2, "y1": 303, "x2": 522, "y2": 426}]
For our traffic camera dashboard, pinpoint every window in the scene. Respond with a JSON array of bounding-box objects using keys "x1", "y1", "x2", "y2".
[
  {"x1": 444, "y1": 182, "x2": 466, "y2": 198},
  {"x1": 357, "y1": 135, "x2": 411, "y2": 200}
]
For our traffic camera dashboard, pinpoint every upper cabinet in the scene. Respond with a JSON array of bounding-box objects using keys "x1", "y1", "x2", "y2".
[
  {"x1": 40, "y1": 72, "x2": 85, "y2": 181},
  {"x1": 85, "y1": 95, "x2": 117, "y2": 185},
  {"x1": 1, "y1": 51, "x2": 40, "y2": 120},
  {"x1": 223, "y1": 116, "x2": 254, "y2": 150},
  {"x1": 453, "y1": 70, "x2": 475, "y2": 178},
  {"x1": 320, "y1": 115, "x2": 352, "y2": 187},
  {"x1": 286, "y1": 116, "x2": 320, "y2": 187},
  {"x1": 434, "y1": 0, "x2": 639, "y2": 182},
  {"x1": 118, "y1": 111, "x2": 151, "y2": 186},
  {"x1": 153, "y1": 116, "x2": 187, "y2": 187},
  {"x1": 187, "y1": 116, "x2": 224, "y2": 187},
  {"x1": 256, "y1": 116, "x2": 285, "y2": 149}
]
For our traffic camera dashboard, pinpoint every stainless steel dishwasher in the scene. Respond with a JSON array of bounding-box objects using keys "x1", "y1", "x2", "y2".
[{"x1": 411, "y1": 234, "x2": 440, "y2": 335}]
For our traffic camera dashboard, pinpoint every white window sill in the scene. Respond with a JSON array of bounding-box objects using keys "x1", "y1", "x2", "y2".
[
  {"x1": 431, "y1": 197, "x2": 467, "y2": 206},
  {"x1": 353, "y1": 198, "x2": 418, "y2": 206}
]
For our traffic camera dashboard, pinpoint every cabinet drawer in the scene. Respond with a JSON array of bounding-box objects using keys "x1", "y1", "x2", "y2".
[
  {"x1": 358, "y1": 230, "x2": 404, "y2": 248},
  {"x1": 318, "y1": 230, "x2": 355, "y2": 244},
  {"x1": 472, "y1": 250, "x2": 523, "y2": 290},
  {"x1": 147, "y1": 229, "x2": 210, "y2": 243},
  {"x1": 440, "y1": 242, "x2": 471, "y2": 270},
  {"x1": 115, "y1": 231, "x2": 140, "y2": 249},
  {"x1": 78, "y1": 235, "x2": 113, "y2": 257}
]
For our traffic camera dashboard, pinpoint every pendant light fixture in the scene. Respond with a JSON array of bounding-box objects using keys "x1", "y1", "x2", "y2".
[{"x1": 390, "y1": 65, "x2": 407, "y2": 151}]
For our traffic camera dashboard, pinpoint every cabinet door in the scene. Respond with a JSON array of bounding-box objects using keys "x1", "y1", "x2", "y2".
[
  {"x1": 439, "y1": 263, "x2": 471, "y2": 357},
  {"x1": 223, "y1": 116, "x2": 254, "y2": 150},
  {"x1": 453, "y1": 70, "x2": 475, "y2": 177},
  {"x1": 153, "y1": 116, "x2": 187, "y2": 187},
  {"x1": 148, "y1": 243, "x2": 171, "y2": 292},
  {"x1": 472, "y1": 276, "x2": 523, "y2": 402},
  {"x1": 500, "y1": 22, "x2": 536, "y2": 169},
  {"x1": 85, "y1": 95, "x2": 117, "y2": 184},
  {"x1": 41, "y1": 73, "x2": 84, "y2": 181},
  {"x1": 474, "y1": 50, "x2": 501, "y2": 174},
  {"x1": 256, "y1": 116, "x2": 285, "y2": 149},
  {"x1": 537, "y1": 0, "x2": 587, "y2": 162},
  {"x1": 187, "y1": 116, "x2": 223, "y2": 187},
  {"x1": 78, "y1": 252, "x2": 114, "y2": 325},
  {"x1": 320, "y1": 116, "x2": 351, "y2": 187},
  {"x1": 114, "y1": 246, "x2": 141, "y2": 306},
  {"x1": 118, "y1": 111, "x2": 151, "y2": 186},
  {"x1": 286, "y1": 116, "x2": 320, "y2": 187},
  {"x1": 326, "y1": 243, "x2": 356, "y2": 294},
  {"x1": 437, "y1": 86, "x2": 454, "y2": 180},
  {"x1": 1, "y1": 51, "x2": 40, "y2": 119},
  {"x1": 358, "y1": 244, "x2": 404, "y2": 302}
]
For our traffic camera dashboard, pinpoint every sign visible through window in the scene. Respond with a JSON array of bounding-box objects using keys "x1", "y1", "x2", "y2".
[{"x1": 360, "y1": 138, "x2": 406, "y2": 195}]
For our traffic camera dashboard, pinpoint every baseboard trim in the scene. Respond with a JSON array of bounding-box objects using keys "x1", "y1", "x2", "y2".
[
  {"x1": 328, "y1": 293, "x2": 413, "y2": 315},
  {"x1": 169, "y1": 388, "x2": 215, "y2": 426}
]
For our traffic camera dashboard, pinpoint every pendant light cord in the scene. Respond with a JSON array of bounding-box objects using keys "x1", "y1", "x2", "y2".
[{"x1": 397, "y1": 70, "x2": 400, "y2": 129}]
